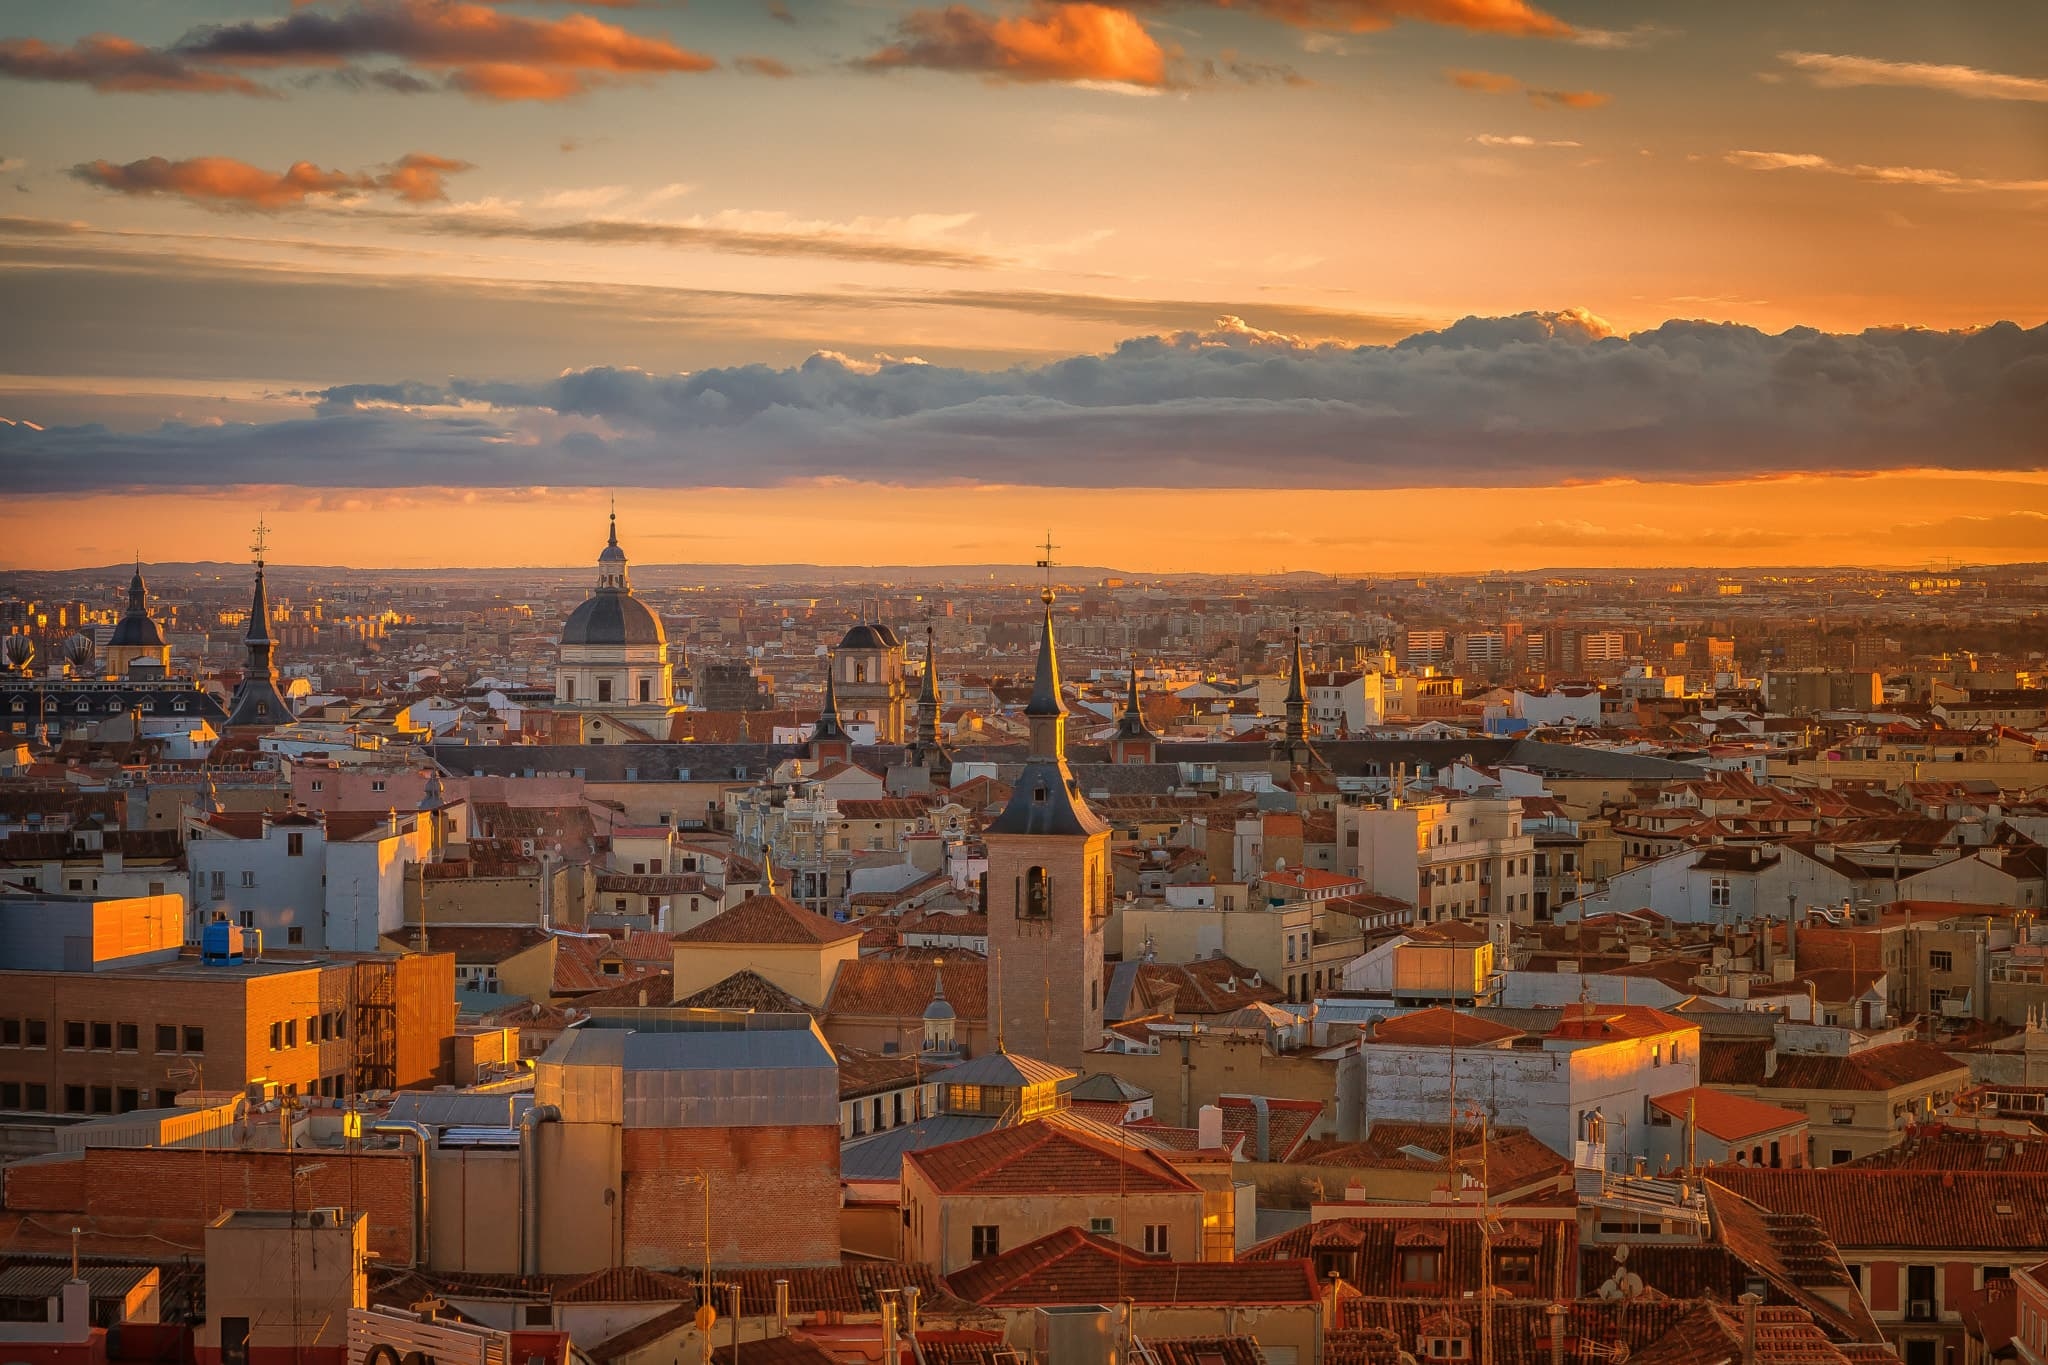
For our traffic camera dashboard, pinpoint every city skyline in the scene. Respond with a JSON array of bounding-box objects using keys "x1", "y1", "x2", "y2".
[{"x1": 3, "y1": 0, "x2": 2046, "y2": 569}]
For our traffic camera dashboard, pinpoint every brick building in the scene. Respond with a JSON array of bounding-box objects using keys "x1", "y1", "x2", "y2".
[{"x1": 0, "y1": 891, "x2": 456, "y2": 1114}]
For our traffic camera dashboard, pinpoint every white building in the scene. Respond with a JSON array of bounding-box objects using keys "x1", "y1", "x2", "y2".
[
  {"x1": 1338, "y1": 1004, "x2": 1701, "y2": 1164},
  {"x1": 184, "y1": 808, "x2": 441, "y2": 950}
]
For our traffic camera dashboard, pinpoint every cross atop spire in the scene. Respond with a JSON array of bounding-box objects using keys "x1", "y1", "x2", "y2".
[
  {"x1": 1034, "y1": 531, "x2": 1058, "y2": 605},
  {"x1": 250, "y1": 517, "x2": 270, "y2": 567},
  {"x1": 607, "y1": 496, "x2": 618, "y2": 548}
]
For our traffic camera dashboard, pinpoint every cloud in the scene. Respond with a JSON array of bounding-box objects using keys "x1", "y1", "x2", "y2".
[
  {"x1": 7, "y1": 311, "x2": 2043, "y2": 494},
  {"x1": 1889, "y1": 511, "x2": 2048, "y2": 549},
  {"x1": 1568, "y1": 22, "x2": 1672, "y2": 49},
  {"x1": 734, "y1": 54, "x2": 794, "y2": 77},
  {"x1": 1, "y1": 1, "x2": 717, "y2": 102},
  {"x1": 391, "y1": 207, "x2": 1003, "y2": 267},
  {"x1": 859, "y1": 2, "x2": 1172, "y2": 88},
  {"x1": 1152, "y1": 0, "x2": 1572, "y2": 37},
  {"x1": 1472, "y1": 133, "x2": 1579, "y2": 148},
  {"x1": 1726, "y1": 148, "x2": 2048, "y2": 194},
  {"x1": 1780, "y1": 50, "x2": 2048, "y2": 103},
  {"x1": 70, "y1": 152, "x2": 473, "y2": 209},
  {"x1": 0, "y1": 34, "x2": 273, "y2": 96},
  {"x1": 1445, "y1": 67, "x2": 1605, "y2": 107}
]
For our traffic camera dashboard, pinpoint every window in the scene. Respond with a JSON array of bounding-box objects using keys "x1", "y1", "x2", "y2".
[
  {"x1": 971, "y1": 1225, "x2": 1001, "y2": 1260},
  {"x1": 27, "y1": 1020, "x2": 45, "y2": 1047},
  {"x1": 1829, "y1": 1106, "x2": 1855, "y2": 1126},
  {"x1": 1829, "y1": 1148, "x2": 1851, "y2": 1166},
  {"x1": 285, "y1": 1019, "x2": 297, "y2": 1048},
  {"x1": 1399, "y1": 1250, "x2": 1442, "y2": 1287},
  {"x1": 0, "y1": 1082, "x2": 17, "y2": 1108},
  {"x1": 271, "y1": 1022, "x2": 284, "y2": 1051},
  {"x1": 1652, "y1": 1044, "x2": 1662, "y2": 1067},
  {"x1": 1928, "y1": 950, "x2": 1953, "y2": 973},
  {"x1": 118, "y1": 1087, "x2": 139, "y2": 1113},
  {"x1": 597, "y1": 678, "x2": 614, "y2": 703},
  {"x1": 1495, "y1": 1251, "x2": 1537, "y2": 1291},
  {"x1": 370, "y1": 780, "x2": 386, "y2": 794},
  {"x1": 65, "y1": 1085, "x2": 86, "y2": 1113},
  {"x1": 90, "y1": 1086, "x2": 113, "y2": 1114},
  {"x1": 287, "y1": 832, "x2": 304, "y2": 857},
  {"x1": 320, "y1": 1014, "x2": 333, "y2": 1041},
  {"x1": 91, "y1": 1022, "x2": 112, "y2": 1051},
  {"x1": 241, "y1": 870, "x2": 256, "y2": 888},
  {"x1": 310, "y1": 781, "x2": 323, "y2": 793},
  {"x1": 1144, "y1": 1224, "x2": 1170, "y2": 1255},
  {"x1": 25, "y1": 1082, "x2": 46, "y2": 1110},
  {"x1": 1710, "y1": 877, "x2": 1732, "y2": 909},
  {"x1": 287, "y1": 927, "x2": 304, "y2": 945},
  {"x1": 0, "y1": 1019, "x2": 17, "y2": 1046},
  {"x1": 157, "y1": 1089, "x2": 178, "y2": 1108},
  {"x1": 65, "y1": 1020, "x2": 86, "y2": 1050},
  {"x1": 210, "y1": 871, "x2": 225, "y2": 900},
  {"x1": 1906, "y1": 1265, "x2": 1936, "y2": 1320},
  {"x1": 118, "y1": 1023, "x2": 138, "y2": 1052},
  {"x1": 639, "y1": 678, "x2": 652, "y2": 703},
  {"x1": 1088, "y1": 1217, "x2": 1116, "y2": 1235},
  {"x1": 185, "y1": 1026, "x2": 204, "y2": 1054}
]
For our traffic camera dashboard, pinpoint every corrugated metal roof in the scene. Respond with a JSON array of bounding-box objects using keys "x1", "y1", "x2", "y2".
[
  {"x1": 384, "y1": 1091, "x2": 535, "y2": 1129},
  {"x1": 841, "y1": 1113, "x2": 1007, "y2": 1181},
  {"x1": 0, "y1": 1263, "x2": 155, "y2": 1300}
]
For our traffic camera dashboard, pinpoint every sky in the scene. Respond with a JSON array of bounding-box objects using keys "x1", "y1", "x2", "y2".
[{"x1": 1, "y1": 0, "x2": 2044, "y2": 573}]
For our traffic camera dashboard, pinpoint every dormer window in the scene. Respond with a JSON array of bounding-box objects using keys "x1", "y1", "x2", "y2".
[{"x1": 1034, "y1": 784, "x2": 1048, "y2": 803}]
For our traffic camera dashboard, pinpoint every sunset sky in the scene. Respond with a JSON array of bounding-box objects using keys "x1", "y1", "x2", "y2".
[{"x1": 2, "y1": 0, "x2": 2044, "y2": 573}]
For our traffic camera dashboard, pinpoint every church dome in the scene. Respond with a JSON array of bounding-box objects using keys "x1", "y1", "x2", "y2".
[
  {"x1": 839, "y1": 621, "x2": 902, "y2": 651},
  {"x1": 561, "y1": 510, "x2": 665, "y2": 648},
  {"x1": 562, "y1": 592, "x2": 666, "y2": 647},
  {"x1": 108, "y1": 567, "x2": 165, "y2": 648}
]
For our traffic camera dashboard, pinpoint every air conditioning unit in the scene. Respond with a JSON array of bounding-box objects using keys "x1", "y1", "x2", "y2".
[
  {"x1": 306, "y1": 1206, "x2": 345, "y2": 1228},
  {"x1": 246, "y1": 1079, "x2": 279, "y2": 1104}
]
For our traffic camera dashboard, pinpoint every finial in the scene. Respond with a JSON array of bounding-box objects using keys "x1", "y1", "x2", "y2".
[
  {"x1": 250, "y1": 517, "x2": 271, "y2": 567},
  {"x1": 607, "y1": 499, "x2": 618, "y2": 547},
  {"x1": 932, "y1": 955, "x2": 946, "y2": 1001}
]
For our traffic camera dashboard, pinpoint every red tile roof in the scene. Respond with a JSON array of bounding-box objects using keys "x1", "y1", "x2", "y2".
[
  {"x1": 904, "y1": 1119, "x2": 1200, "y2": 1197},
  {"x1": 1705, "y1": 1039, "x2": 1967, "y2": 1093},
  {"x1": 944, "y1": 1226, "x2": 1317, "y2": 1307},
  {"x1": 1648, "y1": 1087, "x2": 1808, "y2": 1142},
  {"x1": 825, "y1": 955, "x2": 987, "y2": 1022},
  {"x1": 1707, "y1": 1169, "x2": 2048, "y2": 1251},
  {"x1": 1367, "y1": 1008, "x2": 1521, "y2": 1048},
  {"x1": 676, "y1": 894, "x2": 861, "y2": 947}
]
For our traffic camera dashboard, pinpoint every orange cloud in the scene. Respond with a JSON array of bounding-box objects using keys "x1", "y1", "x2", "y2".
[
  {"x1": 4, "y1": 1, "x2": 720, "y2": 102},
  {"x1": 1192, "y1": 0, "x2": 1571, "y2": 36},
  {"x1": 861, "y1": 2, "x2": 1171, "y2": 88},
  {"x1": 0, "y1": 34, "x2": 272, "y2": 95},
  {"x1": 1444, "y1": 66, "x2": 1607, "y2": 108},
  {"x1": 70, "y1": 151, "x2": 473, "y2": 209},
  {"x1": 735, "y1": 54, "x2": 794, "y2": 77}
]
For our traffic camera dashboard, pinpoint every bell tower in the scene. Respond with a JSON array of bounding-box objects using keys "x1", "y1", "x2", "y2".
[{"x1": 983, "y1": 543, "x2": 1110, "y2": 1070}]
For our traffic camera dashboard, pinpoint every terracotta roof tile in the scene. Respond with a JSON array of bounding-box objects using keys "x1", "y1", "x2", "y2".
[
  {"x1": 826, "y1": 955, "x2": 987, "y2": 1022},
  {"x1": 677, "y1": 894, "x2": 862, "y2": 946},
  {"x1": 945, "y1": 1227, "x2": 1317, "y2": 1307},
  {"x1": 1708, "y1": 1168, "x2": 2048, "y2": 1251},
  {"x1": 904, "y1": 1119, "x2": 1199, "y2": 1197}
]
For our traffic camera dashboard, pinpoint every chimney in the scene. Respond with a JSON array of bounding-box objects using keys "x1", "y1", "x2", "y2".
[
  {"x1": 1547, "y1": 1302, "x2": 1568, "y2": 1365},
  {"x1": 774, "y1": 1279, "x2": 790, "y2": 1337},
  {"x1": 1198, "y1": 1104, "x2": 1224, "y2": 1150},
  {"x1": 1739, "y1": 1292, "x2": 1762, "y2": 1365}
]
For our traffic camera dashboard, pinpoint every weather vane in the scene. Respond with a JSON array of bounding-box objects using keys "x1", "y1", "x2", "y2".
[{"x1": 250, "y1": 517, "x2": 271, "y2": 566}]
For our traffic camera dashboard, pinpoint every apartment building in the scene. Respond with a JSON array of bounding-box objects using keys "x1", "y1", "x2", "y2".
[
  {"x1": 0, "y1": 892, "x2": 456, "y2": 1112},
  {"x1": 1345, "y1": 794, "x2": 1536, "y2": 925},
  {"x1": 184, "y1": 807, "x2": 447, "y2": 951}
]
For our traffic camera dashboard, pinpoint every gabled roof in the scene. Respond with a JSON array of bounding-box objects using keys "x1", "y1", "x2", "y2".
[
  {"x1": 1628, "y1": 1302, "x2": 1871, "y2": 1365},
  {"x1": 904, "y1": 1118, "x2": 1199, "y2": 1196},
  {"x1": 675, "y1": 894, "x2": 861, "y2": 947},
  {"x1": 944, "y1": 1226, "x2": 1317, "y2": 1307},
  {"x1": 826, "y1": 955, "x2": 988, "y2": 1022},
  {"x1": 675, "y1": 969, "x2": 817, "y2": 1015},
  {"x1": 1707, "y1": 1039, "x2": 1968, "y2": 1093}
]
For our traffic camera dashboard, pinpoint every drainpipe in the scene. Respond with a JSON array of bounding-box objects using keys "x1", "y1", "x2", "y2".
[
  {"x1": 370, "y1": 1119, "x2": 433, "y2": 1269},
  {"x1": 1246, "y1": 1096, "x2": 1272, "y2": 1163},
  {"x1": 518, "y1": 1103, "x2": 563, "y2": 1275},
  {"x1": 773, "y1": 1279, "x2": 789, "y2": 1338}
]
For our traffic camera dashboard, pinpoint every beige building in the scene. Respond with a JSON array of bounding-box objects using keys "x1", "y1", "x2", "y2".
[
  {"x1": 670, "y1": 892, "x2": 861, "y2": 1006},
  {"x1": 902, "y1": 1118, "x2": 1207, "y2": 1273},
  {"x1": 1705, "y1": 1036, "x2": 1971, "y2": 1166}
]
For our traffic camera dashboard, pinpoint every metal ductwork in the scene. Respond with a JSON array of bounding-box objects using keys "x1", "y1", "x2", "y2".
[
  {"x1": 370, "y1": 1119, "x2": 433, "y2": 1268},
  {"x1": 518, "y1": 1104, "x2": 562, "y2": 1275}
]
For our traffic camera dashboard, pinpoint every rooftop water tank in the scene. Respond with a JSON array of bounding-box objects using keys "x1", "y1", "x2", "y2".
[{"x1": 202, "y1": 918, "x2": 245, "y2": 964}]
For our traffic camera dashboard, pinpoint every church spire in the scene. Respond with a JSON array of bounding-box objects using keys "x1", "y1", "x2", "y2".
[
  {"x1": 596, "y1": 504, "x2": 629, "y2": 591},
  {"x1": 225, "y1": 518, "x2": 291, "y2": 729},
  {"x1": 811, "y1": 652, "x2": 852, "y2": 762},
  {"x1": 1272, "y1": 622, "x2": 1318, "y2": 768},
  {"x1": 1024, "y1": 589, "x2": 1067, "y2": 763},
  {"x1": 907, "y1": 624, "x2": 951, "y2": 775}
]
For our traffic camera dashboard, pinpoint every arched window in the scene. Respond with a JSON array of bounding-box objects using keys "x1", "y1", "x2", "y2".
[{"x1": 1020, "y1": 866, "x2": 1050, "y2": 919}]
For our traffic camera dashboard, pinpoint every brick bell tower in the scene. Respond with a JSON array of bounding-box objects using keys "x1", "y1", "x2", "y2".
[{"x1": 983, "y1": 572, "x2": 1111, "y2": 1071}]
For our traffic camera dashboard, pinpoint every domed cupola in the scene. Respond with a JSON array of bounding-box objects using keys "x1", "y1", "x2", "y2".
[{"x1": 554, "y1": 507, "x2": 677, "y2": 722}]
